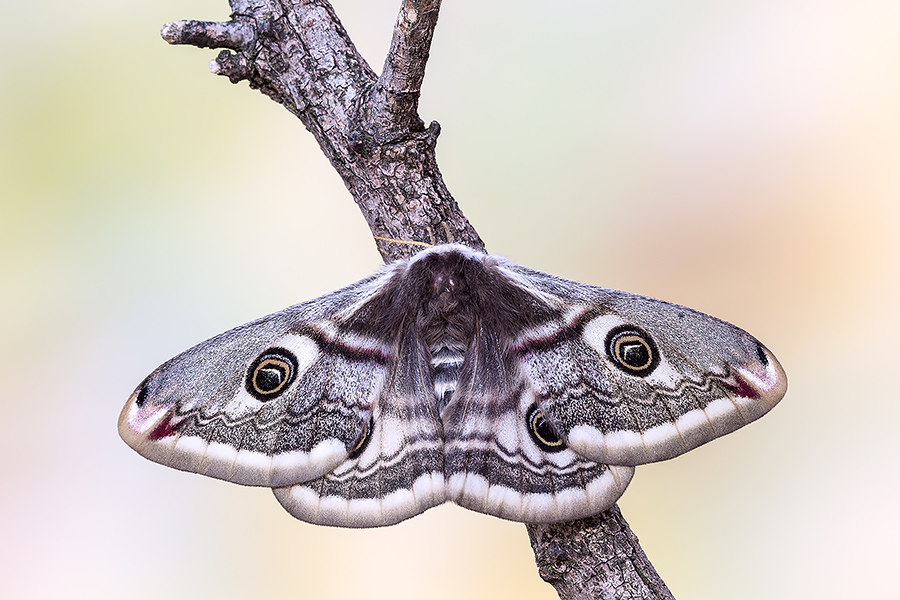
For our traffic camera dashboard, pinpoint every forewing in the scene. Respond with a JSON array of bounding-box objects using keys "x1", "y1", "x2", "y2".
[
  {"x1": 506, "y1": 265, "x2": 788, "y2": 466},
  {"x1": 118, "y1": 272, "x2": 397, "y2": 488}
]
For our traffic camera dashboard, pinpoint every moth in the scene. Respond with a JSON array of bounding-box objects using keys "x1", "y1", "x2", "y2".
[{"x1": 119, "y1": 244, "x2": 786, "y2": 527}]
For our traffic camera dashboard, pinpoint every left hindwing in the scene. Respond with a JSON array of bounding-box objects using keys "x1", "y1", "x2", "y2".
[
  {"x1": 274, "y1": 323, "x2": 447, "y2": 528},
  {"x1": 503, "y1": 264, "x2": 787, "y2": 467}
]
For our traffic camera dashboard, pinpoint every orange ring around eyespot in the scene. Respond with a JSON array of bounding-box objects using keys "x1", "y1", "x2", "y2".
[{"x1": 245, "y1": 347, "x2": 298, "y2": 400}]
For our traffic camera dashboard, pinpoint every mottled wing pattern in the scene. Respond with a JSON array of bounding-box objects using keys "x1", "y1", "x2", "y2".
[
  {"x1": 503, "y1": 264, "x2": 787, "y2": 466},
  {"x1": 442, "y1": 331, "x2": 634, "y2": 523}
]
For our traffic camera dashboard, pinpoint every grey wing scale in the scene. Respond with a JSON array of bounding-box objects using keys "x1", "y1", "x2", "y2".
[{"x1": 503, "y1": 264, "x2": 787, "y2": 466}]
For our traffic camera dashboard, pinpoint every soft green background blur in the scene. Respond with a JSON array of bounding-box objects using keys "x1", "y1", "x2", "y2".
[{"x1": 2, "y1": 0, "x2": 898, "y2": 598}]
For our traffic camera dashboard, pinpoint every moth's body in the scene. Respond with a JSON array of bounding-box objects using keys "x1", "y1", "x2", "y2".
[
  {"x1": 120, "y1": 244, "x2": 786, "y2": 527},
  {"x1": 391, "y1": 249, "x2": 480, "y2": 413},
  {"x1": 391, "y1": 249, "x2": 550, "y2": 414}
]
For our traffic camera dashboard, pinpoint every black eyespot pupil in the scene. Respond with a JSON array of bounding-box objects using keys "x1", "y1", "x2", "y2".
[
  {"x1": 605, "y1": 325, "x2": 659, "y2": 377},
  {"x1": 534, "y1": 414, "x2": 558, "y2": 443},
  {"x1": 618, "y1": 340, "x2": 650, "y2": 368},
  {"x1": 527, "y1": 406, "x2": 565, "y2": 452},
  {"x1": 348, "y1": 418, "x2": 373, "y2": 460},
  {"x1": 255, "y1": 365, "x2": 286, "y2": 392}
]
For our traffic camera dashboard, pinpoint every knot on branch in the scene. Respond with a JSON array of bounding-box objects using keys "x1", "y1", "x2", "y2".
[
  {"x1": 210, "y1": 50, "x2": 252, "y2": 84},
  {"x1": 161, "y1": 19, "x2": 257, "y2": 52},
  {"x1": 347, "y1": 120, "x2": 440, "y2": 159},
  {"x1": 425, "y1": 120, "x2": 441, "y2": 146},
  {"x1": 347, "y1": 131, "x2": 367, "y2": 155}
]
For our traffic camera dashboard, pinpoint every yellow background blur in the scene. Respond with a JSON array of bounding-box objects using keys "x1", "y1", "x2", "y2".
[{"x1": 2, "y1": 0, "x2": 898, "y2": 598}]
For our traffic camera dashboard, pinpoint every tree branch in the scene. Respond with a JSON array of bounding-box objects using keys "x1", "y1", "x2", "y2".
[
  {"x1": 162, "y1": 1, "x2": 672, "y2": 597},
  {"x1": 163, "y1": 0, "x2": 481, "y2": 261},
  {"x1": 371, "y1": 0, "x2": 443, "y2": 137},
  {"x1": 161, "y1": 19, "x2": 256, "y2": 51},
  {"x1": 527, "y1": 508, "x2": 675, "y2": 600}
]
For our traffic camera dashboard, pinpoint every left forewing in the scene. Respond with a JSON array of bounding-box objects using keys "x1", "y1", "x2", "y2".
[{"x1": 118, "y1": 272, "x2": 399, "y2": 488}]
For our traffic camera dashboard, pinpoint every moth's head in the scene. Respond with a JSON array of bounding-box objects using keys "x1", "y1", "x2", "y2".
[{"x1": 405, "y1": 245, "x2": 484, "y2": 292}]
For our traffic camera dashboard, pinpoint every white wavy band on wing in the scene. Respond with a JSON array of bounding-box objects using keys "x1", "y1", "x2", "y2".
[
  {"x1": 568, "y1": 395, "x2": 763, "y2": 465},
  {"x1": 566, "y1": 343, "x2": 787, "y2": 466},
  {"x1": 447, "y1": 465, "x2": 634, "y2": 523},
  {"x1": 127, "y1": 425, "x2": 349, "y2": 487},
  {"x1": 274, "y1": 471, "x2": 446, "y2": 527}
]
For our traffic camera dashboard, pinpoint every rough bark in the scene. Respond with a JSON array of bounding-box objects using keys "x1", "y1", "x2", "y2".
[
  {"x1": 163, "y1": 0, "x2": 482, "y2": 262},
  {"x1": 162, "y1": 1, "x2": 673, "y2": 597},
  {"x1": 528, "y1": 507, "x2": 675, "y2": 600}
]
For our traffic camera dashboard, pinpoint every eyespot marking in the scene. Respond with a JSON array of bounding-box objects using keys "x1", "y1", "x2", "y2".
[
  {"x1": 527, "y1": 405, "x2": 565, "y2": 453},
  {"x1": 605, "y1": 325, "x2": 659, "y2": 377},
  {"x1": 246, "y1": 347, "x2": 298, "y2": 400}
]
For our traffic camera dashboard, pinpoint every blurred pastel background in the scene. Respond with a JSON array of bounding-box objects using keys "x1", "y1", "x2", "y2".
[{"x1": 2, "y1": 0, "x2": 898, "y2": 598}]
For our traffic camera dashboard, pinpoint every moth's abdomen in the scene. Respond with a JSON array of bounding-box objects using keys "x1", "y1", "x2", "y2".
[{"x1": 431, "y1": 345, "x2": 464, "y2": 412}]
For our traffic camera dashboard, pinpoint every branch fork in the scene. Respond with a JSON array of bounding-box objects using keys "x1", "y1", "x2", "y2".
[
  {"x1": 161, "y1": 1, "x2": 672, "y2": 597},
  {"x1": 163, "y1": 0, "x2": 478, "y2": 261}
]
